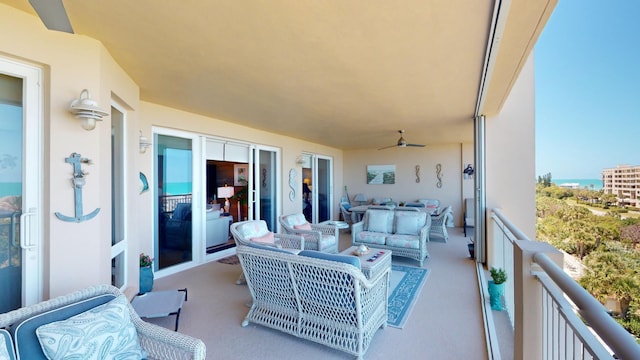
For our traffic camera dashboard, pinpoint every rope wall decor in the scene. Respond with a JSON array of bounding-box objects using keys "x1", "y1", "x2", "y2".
[
  {"x1": 436, "y1": 164, "x2": 443, "y2": 188},
  {"x1": 415, "y1": 165, "x2": 421, "y2": 183}
]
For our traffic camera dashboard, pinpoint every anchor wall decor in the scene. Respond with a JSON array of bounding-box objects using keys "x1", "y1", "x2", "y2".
[{"x1": 55, "y1": 152, "x2": 100, "y2": 222}]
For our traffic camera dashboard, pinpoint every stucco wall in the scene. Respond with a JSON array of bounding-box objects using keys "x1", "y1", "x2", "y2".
[
  {"x1": 343, "y1": 143, "x2": 471, "y2": 226},
  {"x1": 485, "y1": 53, "x2": 536, "y2": 238},
  {"x1": 1, "y1": 4, "x2": 344, "y2": 298}
]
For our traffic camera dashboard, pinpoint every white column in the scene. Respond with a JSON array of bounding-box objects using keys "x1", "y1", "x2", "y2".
[{"x1": 512, "y1": 240, "x2": 562, "y2": 360}]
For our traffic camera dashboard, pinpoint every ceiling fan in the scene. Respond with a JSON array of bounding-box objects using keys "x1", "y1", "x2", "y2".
[
  {"x1": 28, "y1": 0, "x2": 74, "y2": 33},
  {"x1": 378, "y1": 130, "x2": 426, "y2": 150}
]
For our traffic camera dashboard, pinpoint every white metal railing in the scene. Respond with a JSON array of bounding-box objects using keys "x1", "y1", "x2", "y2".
[
  {"x1": 489, "y1": 208, "x2": 640, "y2": 359},
  {"x1": 489, "y1": 210, "x2": 516, "y2": 328}
]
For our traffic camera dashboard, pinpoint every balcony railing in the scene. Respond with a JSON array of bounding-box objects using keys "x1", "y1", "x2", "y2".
[{"x1": 487, "y1": 208, "x2": 640, "y2": 359}]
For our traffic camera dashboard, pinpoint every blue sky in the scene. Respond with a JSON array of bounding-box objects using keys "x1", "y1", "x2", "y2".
[{"x1": 535, "y1": 0, "x2": 640, "y2": 179}]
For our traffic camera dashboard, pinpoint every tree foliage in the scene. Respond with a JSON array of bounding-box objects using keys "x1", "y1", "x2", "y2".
[{"x1": 537, "y1": 189, "x2": 640, "y2": 338}]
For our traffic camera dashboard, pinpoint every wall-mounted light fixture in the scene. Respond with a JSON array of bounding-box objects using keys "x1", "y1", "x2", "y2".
[
  {"x1": 139, "y1": 131, "x2": 152, "y2": 153},
  {"x1": 68, "y1": 89, "x2": 109, "y2": 131}
]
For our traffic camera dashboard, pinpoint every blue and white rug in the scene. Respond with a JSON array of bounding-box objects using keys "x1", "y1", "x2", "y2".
[{"x1": 387, "y1": 265, "x2": 429, "y2": 328}]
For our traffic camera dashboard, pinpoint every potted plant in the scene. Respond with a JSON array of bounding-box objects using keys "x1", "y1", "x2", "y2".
[
  {"x1": 488, "y1": 267, "x2": 507, "y2": 311},
  {"x1": 139, "y1": 253, "x2": 154, "y2": 294}
]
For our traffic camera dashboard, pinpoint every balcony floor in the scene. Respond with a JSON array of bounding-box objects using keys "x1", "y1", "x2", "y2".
[{"x1": 149, "y1": 227, "x2": 488, "y2": 359}]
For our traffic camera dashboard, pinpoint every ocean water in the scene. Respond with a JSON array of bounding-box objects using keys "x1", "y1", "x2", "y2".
[{"x1": 553, "y1": 179, "x2": 602, "y2": 190}]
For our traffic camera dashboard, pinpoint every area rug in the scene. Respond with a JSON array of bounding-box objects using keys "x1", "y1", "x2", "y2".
[
  {"x1": 387, "y1": 265, "x2": 429, "y2": 328},
  {"x1": 217, "y1": 255, "x2": 239, "y2": 265}
]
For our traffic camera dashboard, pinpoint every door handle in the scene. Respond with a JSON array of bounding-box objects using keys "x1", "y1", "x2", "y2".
[
  {"x1": 20, "y1": 208, "x2": 37, "y2": 250},
  {"x1": 10, "y1": 211, "x2": 20, "y2": 247}
]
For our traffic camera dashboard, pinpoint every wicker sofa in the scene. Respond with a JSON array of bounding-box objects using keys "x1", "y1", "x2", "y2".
[
  {"x1": 0, "y1": 284, "x2": 206, "y2": 360},
  {"x1": 352, "y1": 207, "x2": 431, "y2": 266},
  {"x1": 236, "y1": 243, "x2": 389, "y2": 360}
]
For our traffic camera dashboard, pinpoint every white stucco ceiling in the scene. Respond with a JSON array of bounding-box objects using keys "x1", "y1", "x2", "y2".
[{"x1": 1, "y1": 0, "x2": 556, "y2": 149}]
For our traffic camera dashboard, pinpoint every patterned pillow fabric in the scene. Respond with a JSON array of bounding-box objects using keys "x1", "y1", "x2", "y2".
[
  {"x1": 35, "y1": 295, "x2": 146, "y2": 360},
  {"x1": 283, "y1": 213, "x2": 307, "y2": 227},
  {"x1": 236, "y1": 220, "x2": 269, "y2": 239},
  {"x1": 293, "y1": 223, "x2": 312, "y2": 231},
  {"x1": 251, "y1": 231, "x2": 275, "y2": 244},
  {"x1": 0, "y1": 329, "x2": 16, "y2": 360}
]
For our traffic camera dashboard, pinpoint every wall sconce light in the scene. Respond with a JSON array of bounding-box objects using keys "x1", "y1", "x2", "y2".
[
  {"x1": 68, "y1": 89, "x2": 109, "y2": 131},
  {"x1": 139, "y1": 131, "x2": 152, "y2": 153}
]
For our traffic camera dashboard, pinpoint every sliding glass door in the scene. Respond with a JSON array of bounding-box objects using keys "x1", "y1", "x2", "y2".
[
  {"x1": 301, "y1": 154, "x2": 333, "y2": 223},
  {"x1": 155, "y1": 131, "x2": 201, "y2": 271},
  {"x1": 0, "y1": 58, "x2": 42, "y2": 311},
  {"x1": 253, "y1": 146, "x2": 279, "y2": 230}
]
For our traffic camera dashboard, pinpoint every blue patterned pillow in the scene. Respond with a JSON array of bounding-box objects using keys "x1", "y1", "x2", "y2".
[
  {"x1": 0, "y1": 329, "x2": 16, "y2": 360},
  {"x1": 35, "y1": 295, "x2": 146, "y2": 360}
]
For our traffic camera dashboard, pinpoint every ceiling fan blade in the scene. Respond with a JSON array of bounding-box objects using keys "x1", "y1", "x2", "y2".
[
  {"x1": 377, "y1": 144, "x2": 398, "y2": 150},
  {"x1": 29, "y1": 0, "x2": 74, "y2": 33},
  {"x1": 406, "y1": 144, "x2": 426, "y2": 147}
]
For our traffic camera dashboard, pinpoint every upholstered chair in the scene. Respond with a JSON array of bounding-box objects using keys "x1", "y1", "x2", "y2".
[
  {"x1": 429, "y1": 205, "x2": 453, "y2": 242},
  {"x1": 279, "y1": 213, "x2": 339, "y2": 253}
]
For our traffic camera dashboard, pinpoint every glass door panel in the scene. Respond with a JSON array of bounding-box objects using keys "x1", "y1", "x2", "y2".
[
  {"x1": 301, "y1": 154, "x2": 333, "y2": 223},
  {"x1": 0, "y1": 60, "x2": 41, "y2": 311},
  {"x1": 316, "y1": 157, "x2": 331, "y2": 222},
  {"x1": 257, "y1": 149, "x2": 277, "y2": 230},
  {"x1": 0, "y1": 74, "x2": 23, "y2": 312},
  {"x1": 155, "y1": 134, "x2": 193, "y2": 270}
]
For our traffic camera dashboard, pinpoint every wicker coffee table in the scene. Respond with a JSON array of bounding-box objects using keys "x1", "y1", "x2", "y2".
[{"x1": 340, "y1": 246, "x2": 391, "y2": 279}]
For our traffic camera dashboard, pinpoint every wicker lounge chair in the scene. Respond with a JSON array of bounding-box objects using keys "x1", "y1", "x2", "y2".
[
  {"x1": 0, "y1": 284, "x2": 206, "y2": 360},
  {"x1": 429, "y1": 205, "x2": 453, "y2": 242},
  {"x1": 279, "y1": 213, "x2": 339, "y2": 253}
]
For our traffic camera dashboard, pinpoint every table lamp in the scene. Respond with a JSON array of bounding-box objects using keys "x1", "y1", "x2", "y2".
[
  {"x1": 353, "y1": 193, "x2": 368, "y2": 205},
  {"x1": 217, "y1": 186, "x2": 234, "y2": 213}
]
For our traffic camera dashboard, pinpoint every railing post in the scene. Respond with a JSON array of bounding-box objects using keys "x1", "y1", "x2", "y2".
[{"x1": 513, "y1": 240, "x2": 562, "y2": 360}]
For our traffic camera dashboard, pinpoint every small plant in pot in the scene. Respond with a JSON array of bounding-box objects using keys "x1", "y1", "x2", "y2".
[{"x1": 488, "y1": 267, "x2": 507, "y2": 311}]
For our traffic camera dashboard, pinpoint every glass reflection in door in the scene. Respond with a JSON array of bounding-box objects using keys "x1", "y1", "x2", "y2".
[
  {"x1": 258, "y1": 149, "x2": 277, "y2": 230},
  {"x1": 155, "y1": 134, "x2": 193, "y2": 270},
  {"x1": 0, "y1": 74, "x2": 23, "y2": 312}
]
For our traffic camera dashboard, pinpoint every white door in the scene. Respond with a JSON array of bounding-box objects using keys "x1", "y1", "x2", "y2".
[
  {"x1": 0, "y1": 57, "x2": 43, "y2": 311},
  {"x1": 252, "y1": 146, "x2": 280, "y2": 231}
]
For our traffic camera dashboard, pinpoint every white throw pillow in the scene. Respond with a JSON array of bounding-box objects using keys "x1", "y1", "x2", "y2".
[
  {"x1": 36, "y1": 295, "x2": 146, "y2": 360},
  {"x1": 367, "y1": 211, "x2": 392, "y2": 233},
  {"x1": 395, "y1": 212, "x2": 427, "y2": 235}
]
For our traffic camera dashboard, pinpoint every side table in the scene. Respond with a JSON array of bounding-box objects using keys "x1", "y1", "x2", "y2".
[
  {"x1": 131, "y1": 288, "x2": 187, "y2": 331},
  {"x1": 340, "y1": 246, "x2": 391, "y2": 279}
]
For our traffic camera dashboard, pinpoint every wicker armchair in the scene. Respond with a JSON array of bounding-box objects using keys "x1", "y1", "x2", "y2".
[
  {"x1": 231, "y1": 220, "x2": 305, "y2": 284},
  {"x1": 279, "y1": 213, "x2": 339, "y2": 253},
  {"x1": 0, "y1": 284, "x2": 206, "y2": 360},
  {"x1": 231, "y1": 220, "x2": 305, "y2": 250},
  {"x1": 429, "y1": 205, "x2": 453, "y2": 242}
]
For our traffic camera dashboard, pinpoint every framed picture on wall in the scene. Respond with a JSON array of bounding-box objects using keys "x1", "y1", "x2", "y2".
[
  {"x1": 234, "y1": 164, "x2": 248, "y2": 186},
  {"x1": 367, "y1": 164, "x2": 395, "y2": 184}
]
